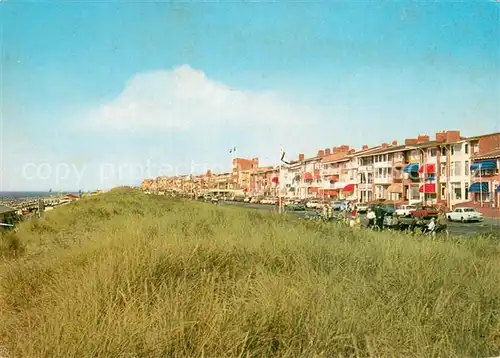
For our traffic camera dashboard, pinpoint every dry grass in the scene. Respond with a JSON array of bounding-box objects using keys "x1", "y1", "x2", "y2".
[{"x1": 1, "y1": 189, "x2": 500, "y2": 357}]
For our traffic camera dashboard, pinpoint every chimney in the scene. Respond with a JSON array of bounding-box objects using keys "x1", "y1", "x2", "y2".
[
  {"x1": 318, "y1": 150, "x2": 325, "y2": 157},
  {"x1": 362, "y1": 144, "x2": 369, "y2": 150},
  {"x1": 348, "y1": 149, "x2": 356, "y2": 154},
  {"x1": 405, "y1": 138, "x2": 418, "y2": 146},
  {"x1": 333, "y1": 146, "x2": 339, "y2": 153},
  {"x1": 392, "y1": 140, "x2": 398, "y2": 145},
  {"x1": 325, "y1": 148, "x2": 331, "y2": 155},
  {"x1": 298, "y1": 153, "x2": 305, "y2": 161},
  {"x1": 445, "y1": 130, "x2": 461, "y2": 143},
  {"x1": 435, "y1": 131, "x2": 446, "y2": 142},
  {"x1": 251, "y1": 157, "x2": 259, "y2": 169},
  {"x1": 340, "y1": 145, "x2": 349, "y2": 152},
  {"x1": 417, "y1": 135, "x2": 430, "y2": 144},
  {"x1": 381, "y1": 143, "x2": 389, "y2": 149}
]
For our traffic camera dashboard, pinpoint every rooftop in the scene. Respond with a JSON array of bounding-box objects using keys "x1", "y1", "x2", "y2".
[
  {"x1": 474, "y1": 148, "x2": 500, "y2": 160},
  {"x1": 0, "y1": 204, "x2": 16, "y2": 215}
]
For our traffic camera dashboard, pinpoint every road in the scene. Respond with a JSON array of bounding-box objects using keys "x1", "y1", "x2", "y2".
[{"x1": 219, "y1": 201, "x2": 500, "y2": 237}]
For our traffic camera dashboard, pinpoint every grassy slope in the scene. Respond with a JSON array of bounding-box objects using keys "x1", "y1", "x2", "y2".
[{"x1": 0, "y1": 189, "x2": 499, "y2": 357}]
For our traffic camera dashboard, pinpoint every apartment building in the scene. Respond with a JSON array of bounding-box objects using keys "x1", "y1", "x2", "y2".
[
  {"x1": 279, "y1": 156, "x2": 300, "y2": 198},
  {"x1": 470, "y1": 149, "x2": 499, "y2": 207},
  {"x1": 249, "y1": 166, "x2": 278, "y2": 197},
  {"x1": 289, "y1": 153, "x2": 321, "y2": 199},
  {"x1": 232, "y1": 157, "x2": 259, "y2": 190},
  {"x1": 139, "y1": 130, "x2": 500, "y2": 214},
  {"x1": 468, "y1": 134, "x2": 500, "y2": 210},
  {"x1": 319, "y1": 146, "x2": 350, "y2": 199}
]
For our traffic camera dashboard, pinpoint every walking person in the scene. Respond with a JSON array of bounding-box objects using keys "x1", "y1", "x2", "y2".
[{"x1": 367, "y1": 208, "x2": 376, "y2": 228}]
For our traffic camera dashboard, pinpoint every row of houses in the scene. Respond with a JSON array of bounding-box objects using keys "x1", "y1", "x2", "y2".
[{"x1": 141, "y1": 130, "x2": 500, "y2": 215}]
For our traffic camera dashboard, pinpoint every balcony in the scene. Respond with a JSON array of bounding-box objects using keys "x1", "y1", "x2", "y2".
[
  {"x1": 373, "y1": 161, "x2": 392, "y2": 169},
  {"x1": 373, "y1": 177, "x2": 392, "y2": 185},
  {"x1": 475, "y1": 169, "x2": 498, "y2": 177},
  {"x1": 323, "y1": 168, "x2": 341, "y2": 175},
  {"x1": 358, "y1": 165, "x2": 373, "y2": 172},
  {"x1": 358, "y1": 183, "x2": 372, "y2": 190}
]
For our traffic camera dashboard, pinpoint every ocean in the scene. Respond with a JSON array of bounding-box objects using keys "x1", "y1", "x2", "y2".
[{"x1": 0, "y1": 191, "x2": 76, "y2": 199}]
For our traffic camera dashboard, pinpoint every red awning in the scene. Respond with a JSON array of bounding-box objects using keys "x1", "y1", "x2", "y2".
[
  {"x1": 243, "y1": 188, "x2": 248, "y2": 192},
  {"x1": 419, "y1": 183, "x2": 436, "y2": 193},
  {"x1": 310, "y1": 187, "x2": 319, "y2": 193},
  {"x1": 271, "y1": 177, "x2": 279, "y2": 184},
  {"x1": 329, "y1": 175, "x2": 339, "y2": 182},
  {"x1": 304, "y1": 172, "x2": 313, "y2": 180},
  {"x1": 320, "y1": 189, "x2": 338, "y2": 196},
  {"x1": 418, "y1": 164, "x2": 436, "y2": 174},
  {"x1": 314, "y1": 169, "x2": 321, "y2": 178},
  {"x1": 343, "y1": 184, "x2": 355, "y2": 192}
]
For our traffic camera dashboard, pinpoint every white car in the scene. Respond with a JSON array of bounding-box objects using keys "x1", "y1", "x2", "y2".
[
  {"x1": 395, "y1": 205, "x2": 418, "y2": 217},
  {"x1": 243, "y1": 197, "x2": 251, "y2": 203},
  {"x1": 447, "y1": 207, "x2": 484, "y2": 223},
  {"x1": 356, "y1": 203, "x2": 369, "y2": 213},
  {"x1": 306, "y1": 200, "x2": 322, "y2": 209}
]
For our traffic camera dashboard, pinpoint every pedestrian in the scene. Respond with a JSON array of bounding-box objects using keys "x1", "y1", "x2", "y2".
[
  {"x1": 367, "y1": 208, "x2": 376, "y2": 228},
  {"x1": 322, "y1": 204, "x2": 328, "y2": 220}
]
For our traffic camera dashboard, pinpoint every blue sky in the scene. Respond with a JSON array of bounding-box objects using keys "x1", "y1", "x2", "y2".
[{"x1": 1, "y1": 1, "x2": 499, "y2": 191}]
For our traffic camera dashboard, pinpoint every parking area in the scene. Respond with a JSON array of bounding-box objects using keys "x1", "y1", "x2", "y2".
[{"x1": 220, "y1": 201, "x2": 500, "y2": 237}]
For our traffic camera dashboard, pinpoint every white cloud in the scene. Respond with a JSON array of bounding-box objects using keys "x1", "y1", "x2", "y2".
[{"x1": 85, "y1": 64, "x2": 324, "y2": 132}]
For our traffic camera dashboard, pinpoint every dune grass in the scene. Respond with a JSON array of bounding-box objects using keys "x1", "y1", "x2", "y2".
[{"x1": 0, "y1": 189, "x2": 499, "y2": 357}]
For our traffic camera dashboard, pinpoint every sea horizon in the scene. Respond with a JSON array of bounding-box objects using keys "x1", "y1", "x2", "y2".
[{"x1": 0, "y1": 191, "x2": 79, "y2": 199}]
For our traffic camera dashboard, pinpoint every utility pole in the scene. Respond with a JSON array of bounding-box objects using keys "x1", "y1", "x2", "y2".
[{"x1": 278, "y1": 144, "x2": 283, "y2": 214}]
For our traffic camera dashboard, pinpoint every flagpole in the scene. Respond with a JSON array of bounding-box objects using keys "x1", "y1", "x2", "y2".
[
  {"x1": 278, "y1": 144, "x2": 282, "y2": 214},
  {"x1": 479, "y1": 163, "x2": 483, "y2": 207}
]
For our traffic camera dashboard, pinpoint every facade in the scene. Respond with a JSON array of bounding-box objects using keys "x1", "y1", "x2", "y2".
[
  {"x1": 296, "y1": 153, "x2": 322, "y2": 199},
  {"x1": 250, "y1": 166, "x2": 278, "y2": 197},
  {"x1": 139, "y1": 130, "x2": 500, "y2": 215},
  {"x1": 232, "y1": 157, "x2": 259, "y2": 190}
]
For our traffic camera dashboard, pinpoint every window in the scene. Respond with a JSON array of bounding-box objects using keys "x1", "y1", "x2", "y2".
[
  {"x1": 453, "y1": 183, "x2": 462, "y2": 200},
  {"x1": 429, "y1": 148, "x2": 437, "y2": 157},
  {"x1": 465, "y1": 144, "x2": 469, "y2": 154},
  {"x1": 451, "y1": 146, "x2": 454, "y2": 155},
  {"x1": 465, "y1": 161, "x2": 469, "y2": 176},
  {"x1": 465, "y1": 182, "x2": 469, "y2": 200},
  {"x1": 442, "y1": 148, "x2": 447, "y2": 156},
  {"x1": 454, "y1": 161, "x2": 461, "y2": 176},
  {"x1": 441, "y1": 184, "x2": 446, "y2": 199}
]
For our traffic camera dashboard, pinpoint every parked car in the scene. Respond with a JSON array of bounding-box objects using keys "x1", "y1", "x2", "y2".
[
  {"x1": 285, "y1": 201, "x2": 306, "y2": 211},
  {"x1": 447, "y1": 207, "x2": 484, "y2": 222},
  {"x1": 395, "y1": 204, "x2": 418, "y2": 217},
  {"x1": 250, "y1": 197, "x2": 261, "y2": 204},
  {"x1": 306, "y1": 200, "x2": 322, "y2": 209},
  {"x1": 261, "y1": 198, "x2": 272, "y2": 205},
  {"x1": 243, "y1": 197, "x2": 251, "y2": 203},
  {"x1": 356, "y1": 202, "x2": 369, "y2": 213},
  {"x1": 331, "y1": 201, "x2": 344, "y2": 211}
]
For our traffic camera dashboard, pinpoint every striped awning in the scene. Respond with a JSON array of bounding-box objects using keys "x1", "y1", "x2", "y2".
[
  {"x1": 403, "y1": 163, "x2": 419, "y2": 173},
  {"x1": 470, "y1": 160, "x2": 497, "y2": 171},
  {"x1": 468, "y1": 182, "x2": 489, "y2": 193}
]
